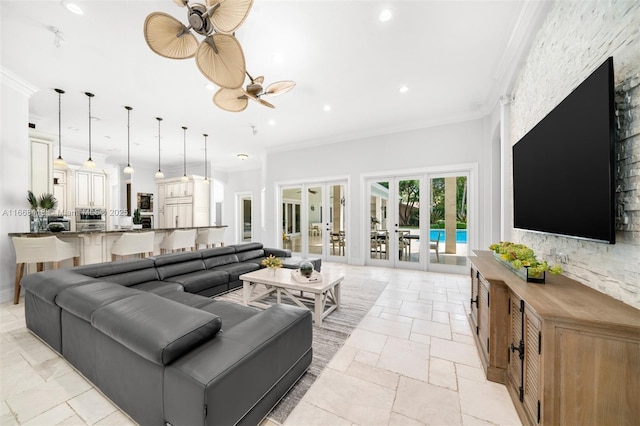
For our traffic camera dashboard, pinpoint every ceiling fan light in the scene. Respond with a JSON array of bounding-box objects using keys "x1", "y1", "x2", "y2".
[{"x1": 237, "y1": 153, "x2": 248, "y2": 160}]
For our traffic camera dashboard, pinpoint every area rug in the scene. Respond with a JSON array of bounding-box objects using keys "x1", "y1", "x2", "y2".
[{"x1": 215, "y1": 274, "x2": 388, "y2": 424}]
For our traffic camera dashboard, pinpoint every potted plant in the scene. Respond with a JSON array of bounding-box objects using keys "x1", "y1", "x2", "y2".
[
  {"x1": 261, "y1": 254, "x2": 283, "y2": 276},
  {"x1": 27, "y1": 190, "x2": 57, "y2": 232},
  {"x1": 489, "y1": 241, "x2": 562, "y2": 283},
  {"x1": 132, "y1": 208, "x2": 143, "y2": 229}
]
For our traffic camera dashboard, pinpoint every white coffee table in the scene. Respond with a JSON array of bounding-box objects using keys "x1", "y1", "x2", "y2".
[{"x1": 240, "y1": 268, "x2": 343, "y2": 326}]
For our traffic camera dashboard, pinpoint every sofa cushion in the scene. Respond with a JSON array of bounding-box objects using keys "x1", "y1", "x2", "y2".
[
  {"x1": 235, "y1": 249, "x2": 265, "y2": 263},
  {"x1": 22, "y1": 270, "x2": 97, "y2": 304},
  {"x1": 199, "y1": 300, "x2": 260, "y2": 330},
  {"x1": 203, "y1": 253, "x2": 240, "y2": 269},
  {"x1": 228, "y1": 242, "x2": 263, "y2": 253},
  {"x1": 92, "y1": 293, "x2": 222, "y2": 365},
  {"x1": 130, "y1": 281, "x2": 184, "y2": 295},
  {"x1": 73, "y1": 259, "x2": 158, "y2": 286},
  {"x1": 162, "y1": 291, "x2": 219, "y2": 309},
  {"x1": 201, "y1": 246, "x2": 236, "y2": 259},
  {"x1": 168, "y1": 270, "x2": 230, "y2": 294},
  {"x1": 153, "y1": 251, "x2": 205, "y2": 280},
  {"x1": 212, "y1": 262, "x2": 260, "y2": 282},
  {"x1": 57, "y1": 281, "x2": 142, "y2": 322}
]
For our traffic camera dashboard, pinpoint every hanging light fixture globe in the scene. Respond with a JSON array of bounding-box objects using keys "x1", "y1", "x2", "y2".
[
  {"x1": 53, "y1": 88, "x2": 67, "y2": 169},
  {"x1": 123, "y1": 106, "x2": 135, "y2": 174},
  {"x1": 155, "y1": 117, "x2": 165, "y2": 179},
  {"x1": 83, "y1": 92, "x2": 96, "y2": 169}
]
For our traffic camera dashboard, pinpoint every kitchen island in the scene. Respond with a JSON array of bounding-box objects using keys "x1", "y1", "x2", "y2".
[{"x1": 9, "y1": 226, "x2": 227, "y2": 268}]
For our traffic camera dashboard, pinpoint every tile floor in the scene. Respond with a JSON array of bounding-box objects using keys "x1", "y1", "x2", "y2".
[{"x1": 1, "y1": 263, "x2": 521, "y2": 425}]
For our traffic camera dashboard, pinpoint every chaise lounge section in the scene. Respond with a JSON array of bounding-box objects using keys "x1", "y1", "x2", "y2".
[{"x1": 21, "y1": 243, "x2": 318, "y2": 425}]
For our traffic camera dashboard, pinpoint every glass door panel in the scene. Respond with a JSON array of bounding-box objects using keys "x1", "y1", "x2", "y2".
[
  {"x1": 397, "y1": 178, "x2": 421, "y2": 265},
  {"x1": 307, "y1": 186, "x2": 323, "y2": 255},
  {"x1": 326, "y1": 183, "x2": 346, "y2": 260},
  {"x1": 281, "y1": 186, "x2": 302, "y2": 252},
  {"x1": 429, "y1": 175, "x2": 468, "y2": 267},
  {"x1": 369, "y1": 180, "x2": 390, "y2": 262}
]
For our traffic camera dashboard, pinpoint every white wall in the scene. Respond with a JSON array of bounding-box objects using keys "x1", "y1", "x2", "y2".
[
  {"x1": 1, "y1": 68, "x2": 37, "y2": 303},
  {"x1": 510, "y1": 1, "x2": 640, "y2": 308},
  {"x1": 255, "y1": 119, "x2": 490, "y2": 263}
]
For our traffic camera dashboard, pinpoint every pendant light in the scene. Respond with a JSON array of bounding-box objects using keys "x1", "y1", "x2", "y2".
[
  {"x1": 181, "y1": 126, "x2": 189, "y2": 182},
  {"x1": 53, "y1": 88, "x2": 67, "y2": 169},
  {"x1": 123, "y1": 106, "x2": 134, "y2": 174},
  {"x1": 154, "y1": 117, "x2": 165, "y2": 179},
  {"x1": 83, "y1": 92, "x2": 96, "y2": 169},
  {"x1": 203, "y1": 133, "x2": 210, "y2": 185}
]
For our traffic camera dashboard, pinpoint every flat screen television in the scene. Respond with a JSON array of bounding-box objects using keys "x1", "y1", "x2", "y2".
[{"x1": 512, "y1": 57, "x2": 616, "y2": 244}]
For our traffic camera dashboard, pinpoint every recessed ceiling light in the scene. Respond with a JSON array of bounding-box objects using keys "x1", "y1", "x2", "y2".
[
  {"x1": 323, "y1": 104, "x2": 332, "y2": 112},
  {"x1": 268, "y1": 119, "x2": 276, "y2": 126},
  {"x1": 399, "y1": 85, "x2": 409, "y2": 94},
  {"x1": 237, "y1": 153, "x2": 249, "y2": 160},
  {"x1": 379, "y1": 9, "x2": 392, "y2": 22},
  {"x1": 62, "y1": 0, "x2": 83, "y2": 15},
  {"x1": 205, "y1": 83, "x2": 216, "y2": 91},
  {"x1": 273, "y1": 54, "x2": 284, "y2": 64}
]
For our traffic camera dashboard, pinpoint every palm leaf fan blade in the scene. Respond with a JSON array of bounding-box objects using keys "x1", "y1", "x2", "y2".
[
  {"x1": 208, "y1": 0, "x2": 254, "y2": 34},
  {"x1": 196, "y1": 34, "x2": 246, "y2": 89},
  {"x1": 264, "y1": 80, "x2": 296, "y2": 97},
  {"x1": 213, "y1": 88, "x2": 248, "y2": 112},
  {"x1": 144, "y1": 12, "x2": 198, "y2": 59}
]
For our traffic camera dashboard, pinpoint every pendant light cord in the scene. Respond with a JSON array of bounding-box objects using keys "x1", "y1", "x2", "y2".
[
  {"x1": 125, "y1": 106, "x2": 132, "y2": 165},
  {"x1": 203, "y1": 134, "x2": 208, "y2": 180},
  {"x1": 85, "y1": 92, "x2": 94, "y2": 160},
  {"x1": 157, "y1": 117, "x2": 163, "y2": 171},
  {"x1": 56, "y1": 89, "x2": 64, "y2": 155},
  {"x1": 182, "y1": 126, "x2": 187, "y2": 177}
]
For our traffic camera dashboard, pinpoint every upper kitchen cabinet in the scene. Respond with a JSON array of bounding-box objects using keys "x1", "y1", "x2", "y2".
[
  {"x1": 30, "y1": 137, "x2": 53, "y2": 197},
  {"x1": 75, "y1": 170, "x2": 106, "y2": 209}
]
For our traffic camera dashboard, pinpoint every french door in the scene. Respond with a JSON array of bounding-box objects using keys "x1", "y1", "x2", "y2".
[
  {"x1": 280, "y1": 181, "x2": 347, "y2": 262},
  {"x1": 367, "y1": 176, "x2": 424, "y2": 270},
  {"x1": 366, "y1": 171, "x2": 470, "y2": 273}
]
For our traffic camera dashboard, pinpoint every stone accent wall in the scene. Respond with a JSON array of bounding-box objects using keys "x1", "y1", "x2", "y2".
[{"x1": 510, "y1": 1, "x2": 640, "y2": 309}]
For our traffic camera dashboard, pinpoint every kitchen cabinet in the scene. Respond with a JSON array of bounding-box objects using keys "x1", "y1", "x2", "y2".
[
  {"x1": 469, "y1": 251, "x2": 639, "y2": 426},
  {"x1": 156, "y1": 176, "x2": 209, "y2": 229},
  {"x1": 30, "y1": 137, "x2": 53, "y2": 197},
  {"x1": 52, "y1": 169, "x2": 67, "y2": 214},
  {"x1": 75, "y1": 170, "x2": 106, "y2": 208}
]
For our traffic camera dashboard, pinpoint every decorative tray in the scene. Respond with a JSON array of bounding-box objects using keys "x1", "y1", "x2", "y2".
[{"x1": 291, "y1": 270, "x2": 323, "y2": 283}]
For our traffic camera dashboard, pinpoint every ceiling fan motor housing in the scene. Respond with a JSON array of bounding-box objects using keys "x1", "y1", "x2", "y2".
[{"x1": 188, "y1": 3, "x2": 213, "y2": 35}]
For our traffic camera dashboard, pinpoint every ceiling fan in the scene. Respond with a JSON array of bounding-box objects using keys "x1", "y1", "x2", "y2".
[
  {"x1": 143, "y1": 0, "x2": 253, "y2": 90},
  {"x1": 213, "y1": 72, "x2": 296, "y2": 112}
]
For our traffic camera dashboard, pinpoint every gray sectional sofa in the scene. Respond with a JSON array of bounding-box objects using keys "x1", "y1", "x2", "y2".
[{"x1": 21, "y1": 242, "x2": 321, "y2": 425}]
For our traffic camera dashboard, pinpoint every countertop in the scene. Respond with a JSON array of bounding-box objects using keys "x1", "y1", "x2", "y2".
[{"x1": 8, "y1": 225, "x2": 227, "y2": 237}]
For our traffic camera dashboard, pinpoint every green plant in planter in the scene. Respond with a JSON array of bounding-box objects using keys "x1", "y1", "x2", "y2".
[
  {"x1": 132, "y1": 209, "x2": 142, "y2": 225},
  {"x1": 27, "y1": 190, "x2": 57, "y2": 231},
  {"x1": 489, "y1": 241, "x2": 563, "y2": 276}
]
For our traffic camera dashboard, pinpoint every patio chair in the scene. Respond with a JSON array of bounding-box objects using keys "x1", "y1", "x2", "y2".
[{"x1": 430, "y1": 232, "x2": 441, "y2": 262}]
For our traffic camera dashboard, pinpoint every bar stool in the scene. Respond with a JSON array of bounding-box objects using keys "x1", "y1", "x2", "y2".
[
  {"x1": 159, "y1": 229, "x2": 197, "y2": 254},
  {"x1": 111, "y1": 232, "x2": 155, "y2": 261},
  {"x1": 12, "y1": 236, "x2": 80, "y2": 304},
  {"x1": 195, "y1": 228, "x2": 225, "y2": 249}
]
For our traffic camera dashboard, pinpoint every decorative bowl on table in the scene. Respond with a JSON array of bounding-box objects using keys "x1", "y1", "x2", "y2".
[{"x1": 299, "y1": 261, "x2": 314, "y2": 278}]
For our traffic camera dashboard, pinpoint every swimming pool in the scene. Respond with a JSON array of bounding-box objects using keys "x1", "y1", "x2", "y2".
[{"x1": 429, "y1": 229, "x2": 467, "y2": 244}]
